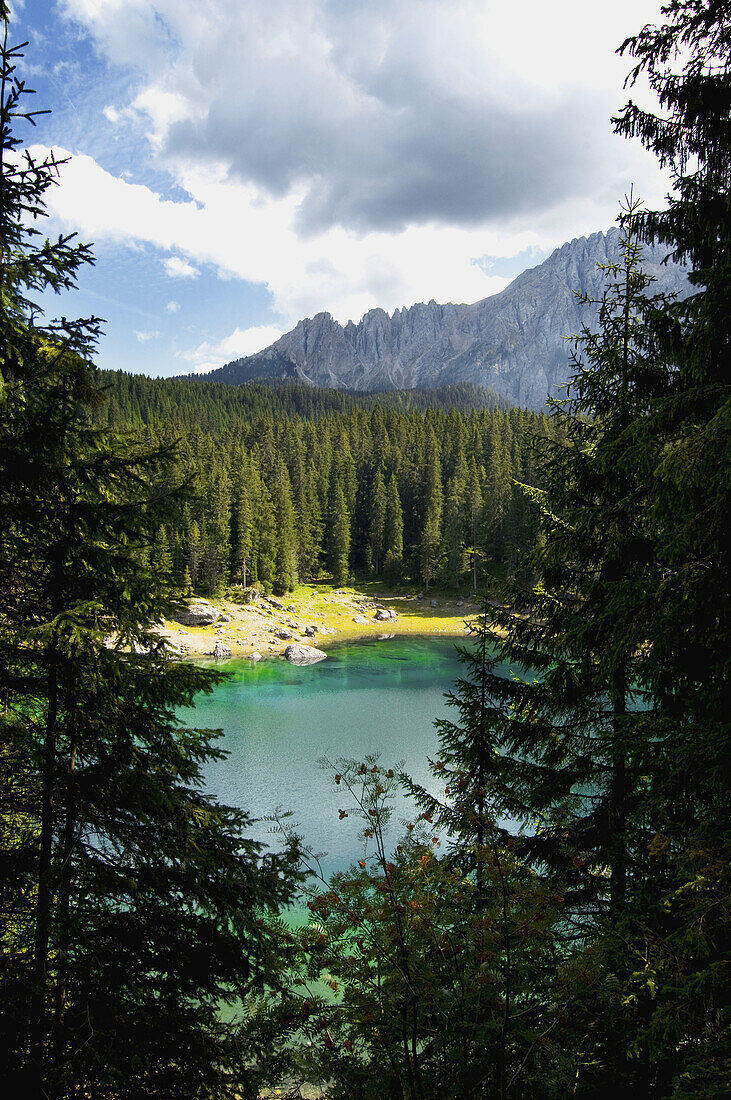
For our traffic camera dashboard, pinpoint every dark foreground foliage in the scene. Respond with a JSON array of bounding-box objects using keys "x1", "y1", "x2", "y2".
[
  {"x1": 0, "y1": 9, "x2": 298, "y2": 1096},
  {"x1": 244, "y1": 5, "x2": 730, "y2": 1096},
  {"x1": 0, "y1": 1, "x2": 727, "y2": 1098}
]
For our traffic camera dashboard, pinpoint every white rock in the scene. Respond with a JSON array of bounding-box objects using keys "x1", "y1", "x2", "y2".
[
  {"x1": 213, "y1": 641, "x2": 232, "y2": 660},
  {"x1": 284, "y1": 643, "x2": 327, "y2": 665},
  {"x1": 171, "y1": 601, "x2": 220, "y2": 627}
]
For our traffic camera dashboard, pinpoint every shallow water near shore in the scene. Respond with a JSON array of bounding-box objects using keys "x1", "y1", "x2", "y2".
[{"x1": 185, "y1": 635, "x2": 496, "y2": 877}]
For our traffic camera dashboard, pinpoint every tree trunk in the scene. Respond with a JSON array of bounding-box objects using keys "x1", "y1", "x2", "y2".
[
  {"x1": 53, "y1": 734, "x2": 78, "y2": 1069},
  {"x1": 30, "y1": 652, "x2": 60, "y2": 1092},
  {"x1": 609, "y1": 669, "x2": 628, "y2": 915}
]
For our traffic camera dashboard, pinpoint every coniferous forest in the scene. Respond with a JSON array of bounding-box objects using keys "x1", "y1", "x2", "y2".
[
  {"x1": 0, "y1": 2, "x2": 729, "y2": 1098},
  {"x1": 94, "y1": 371, "x2": 549, "y2": 593}
]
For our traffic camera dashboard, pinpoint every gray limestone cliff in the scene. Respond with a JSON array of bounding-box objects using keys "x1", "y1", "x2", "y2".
[{"x1": 206, "y1": 229, "x2": 688, "y2": 409}]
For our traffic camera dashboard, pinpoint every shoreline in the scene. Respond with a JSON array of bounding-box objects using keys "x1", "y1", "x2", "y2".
[{"x1": 158, "y1": 585, "x2": 480, "y2": 662}]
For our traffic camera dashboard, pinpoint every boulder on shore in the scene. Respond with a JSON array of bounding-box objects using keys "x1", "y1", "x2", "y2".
[
  {"x1": 353, "y1": 615, "x2": 367, "y2": 624},
  {"x1": 284, "y1": 643, "x2": 327, "y2": 665},
  {"x1": 374, "y1": 608, "x2": 397, "y2": 621},
  {"x1": 171, "y1": 601, "x2": 220, "y2": 627},
  {"x1": 212, "y1": 641, "x2": 232, "y2": 660}
]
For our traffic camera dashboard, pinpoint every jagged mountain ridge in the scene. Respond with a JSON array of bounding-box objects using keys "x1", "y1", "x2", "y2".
[{"x1": 205, "y1": 229, "x2": 688, "y2": 409}]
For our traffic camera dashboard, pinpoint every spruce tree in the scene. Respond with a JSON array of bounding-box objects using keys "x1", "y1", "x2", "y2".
[
  {"x1": 253, "y1": 478, "x2": 277, "y2": 590},
  {"x1": 610, "y1": 4, "x2": 731, "y2": 1087},
  {"x1": 383, "y1": 474, "x2": 404, "y2": 582},
  {"x1": 271, "y1": 458, "x2": 297, "y2": 594},
  {"x1": 202, "y1": 464, "x2": 231, "y2": 593},
  {"x1": 482, "y1": 422, "x2": 509, "y2": 562},
  {"x1": 440, "y1": 473, "x2": 467, "y2": 588},
  {"x1": 295, "y1": 461, "x2": 322, "y2": 582},
  {"x1": 416, "y1": 429, "x2": 443, "y2": 590},
  {"x1": 327, "y1": 483, "x2": 351, "y2": 587},
  {"x1": 231, "y1": 451, "x2": 254, "y2": 588},
  {"x1": 0, "y1": 15, "x2": 297, "y2": 1095},
  {"x1": 186, "y1": 518, "x2": 203, "y2": 590},
  {"x1": 152, "y1": 525, "x2": 174, "y2": 579},
  {"x1": 460, "y1": 205, "x2": 688, "y2": 1091},
  {"x1": 466, "y1": 459, "x2": 485, "y2": 590},
  {"x1": 367, "y1": 467, "x2": 387, "y2": 574}
]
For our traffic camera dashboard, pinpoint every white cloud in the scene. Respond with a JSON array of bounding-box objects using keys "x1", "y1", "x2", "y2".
[
  {"x1": 46, "y1": 0, "x2": 670, "y2": 353},
  {"x1": 134, "y1": 328, "x2": 161, "y2": 341},
  {"x1": 102, "y1": 102, "x2": 141, "y2": 127},
  {"x1": 61, "y1": 0, "x2": 665, "y2": 235},
  {"x1": 164, "y1": 255, "x2": 200, "y2": 279},
  {"x1": 165, "y1": 299, "x2": 180, "y2": 313},
  {"x1": 181, "y1": 324, "x2": 289, "y2": 374},
  {"x1": 38, "y1": 144, "x2": 668, "y2": 333},
  {"x1": 36, "y1": 145, "x2": 514, "y2": 321}
]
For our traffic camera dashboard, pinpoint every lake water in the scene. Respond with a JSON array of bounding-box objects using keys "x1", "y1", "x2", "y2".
[{"x1": 186, "y1": 636, "x2": 481, "y2": 877}]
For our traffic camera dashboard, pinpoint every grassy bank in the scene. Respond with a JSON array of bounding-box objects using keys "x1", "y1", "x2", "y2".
[{"x1": 159, "y1": 583, "x2": 481, "y2": 660}]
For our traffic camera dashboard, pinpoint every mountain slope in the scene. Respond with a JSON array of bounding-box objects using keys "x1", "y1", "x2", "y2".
[{"x1": 206, "y1": 229, "x2": 688, "y2": 409}]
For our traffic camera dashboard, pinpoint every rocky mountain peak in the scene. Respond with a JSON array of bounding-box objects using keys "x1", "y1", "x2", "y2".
[{"x1": 206, "y1": 228, "x2": 687, "y2": 408}]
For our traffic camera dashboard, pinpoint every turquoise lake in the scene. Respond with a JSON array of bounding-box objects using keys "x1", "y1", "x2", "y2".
[{"x1": 185, "y1": 636, "x2": 506, "y2": 878}]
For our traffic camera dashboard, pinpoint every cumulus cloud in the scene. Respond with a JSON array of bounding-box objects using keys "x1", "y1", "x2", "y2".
[
  {"x1": 181, "y1": 324, "x2": 289, "y2": 373},
  {"x1": 48, "y1": 0, "x2": 668, "y2": 346},
  {"x1": 134, "y1": 329, "x2": 161, "y2": 342},
  {"x1": 164, "y1": 256, "x2": 200, "y2": 278},
  {"x1": 61, "y1": 0, "x2": 664, "y2": 236},
  {"x1": 165, "y1": 299, "x2": 181, "y2": 312},
  {"x1": 36, "y1": 145, "x2": 515, "y2": 325}
]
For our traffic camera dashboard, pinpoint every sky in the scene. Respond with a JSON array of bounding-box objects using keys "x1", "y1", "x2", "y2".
[{"x1": 12, "y1": 0, "x2": 668, "y2": 377}]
